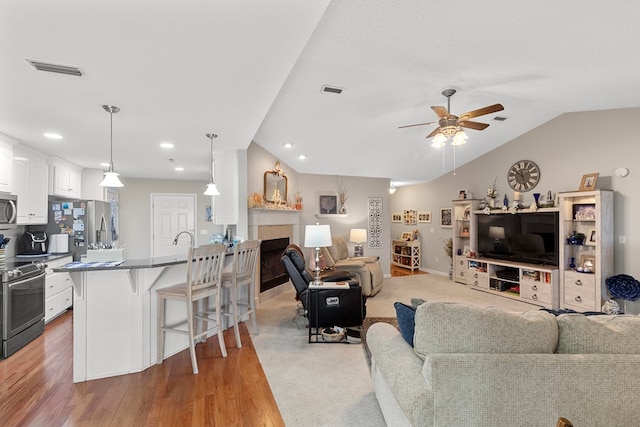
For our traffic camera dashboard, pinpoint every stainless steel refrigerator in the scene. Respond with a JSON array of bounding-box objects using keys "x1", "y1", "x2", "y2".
[{"x1": 46, "y1": 198, "x2": 118, "y2": 260}]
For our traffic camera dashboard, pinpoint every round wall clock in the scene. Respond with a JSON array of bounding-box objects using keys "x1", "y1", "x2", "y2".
[{"x1": 507, "y1": 160, "x2": 540, "y2": 191}]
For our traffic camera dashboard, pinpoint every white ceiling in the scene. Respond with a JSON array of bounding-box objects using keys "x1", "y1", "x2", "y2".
[{"x1": 2, "y1": 1, "x2": 640, "y2": 187}]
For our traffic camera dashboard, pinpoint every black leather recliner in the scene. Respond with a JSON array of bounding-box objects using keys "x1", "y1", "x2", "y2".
[{"x1": 281, "y1": 244, "x2": 366, "y2": 328}]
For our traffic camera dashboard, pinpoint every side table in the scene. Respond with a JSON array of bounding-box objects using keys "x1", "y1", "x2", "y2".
[{"x1": 306, "y1": 281, "x2": 356, "y2": 343}]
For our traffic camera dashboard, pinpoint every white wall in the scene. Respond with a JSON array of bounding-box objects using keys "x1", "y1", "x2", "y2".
[
  {"x1": 117, "y1": 178, "x2": 223, "y2": 259},
  {"x1": 391, "y1": 107, "x2": 640, "y2": 310}
]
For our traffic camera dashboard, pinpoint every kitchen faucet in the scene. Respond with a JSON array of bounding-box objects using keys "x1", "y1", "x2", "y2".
[{"x1": 173, "y1": 230, "x2": 195, "y2": 247}]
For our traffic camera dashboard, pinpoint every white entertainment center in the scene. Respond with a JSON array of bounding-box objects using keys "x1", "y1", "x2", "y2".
[{"x1": 452, "y1": 190, "x2": 612, "y2": 311}]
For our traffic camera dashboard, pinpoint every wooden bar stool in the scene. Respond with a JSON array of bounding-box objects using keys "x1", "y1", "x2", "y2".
[
  {"x1": 222, "y1": 239, "x2": 261, "y2": 348},
  {"x1": 157, "y1": 243, "x2": 227, "y2": 374}
]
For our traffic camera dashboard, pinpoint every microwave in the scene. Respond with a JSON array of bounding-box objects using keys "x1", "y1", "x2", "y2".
[{"x1": 0, "y1": 194, "x2": 17, "y2": 228}]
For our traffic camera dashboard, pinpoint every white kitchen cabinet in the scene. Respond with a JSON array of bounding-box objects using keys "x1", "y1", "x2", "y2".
[
  {"x1": 45, "y1": 256, "x2": 74, "y2": 323},
  {"x1": 50, "y1": 157, "x2": 82, "y2": 198},
  {"x1": 0, "y1": 138, "x2": 15, "y2": 193},
  {"x1": 13, "y1": 152, "x2": 49, "y2": 224}
]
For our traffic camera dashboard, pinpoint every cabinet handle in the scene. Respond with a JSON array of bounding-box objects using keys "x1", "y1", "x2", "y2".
[
  {"x1": 574, "y1": 279, "x2": 582, "y2": 286},
  {"x1": 575, "y1": 296, "x2": 582, "y2": 302},
  {"x1": 532, "y1": 294, "x2": 538, "y2": 300},
  {"x1": 532, "y1": 285, "x2": 538, "y2": 291}
]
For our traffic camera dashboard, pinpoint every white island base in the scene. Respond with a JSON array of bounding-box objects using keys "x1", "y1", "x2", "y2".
[{"x1": 63, "y1": 256, "x2": 235, "y2": 383}]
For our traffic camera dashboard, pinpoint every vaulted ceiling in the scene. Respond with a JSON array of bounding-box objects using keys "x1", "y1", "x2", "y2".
[{"x1": 2, "y1": 1, "x2": 639, "y2": 187}]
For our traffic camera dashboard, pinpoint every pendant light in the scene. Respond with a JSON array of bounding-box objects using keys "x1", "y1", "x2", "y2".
[
  {"x1": 99, "y1": 105, "x2": 124, "y2": 187},
  {"x1": 204, "y1": 133, "x2": 220, "y2": 196}
]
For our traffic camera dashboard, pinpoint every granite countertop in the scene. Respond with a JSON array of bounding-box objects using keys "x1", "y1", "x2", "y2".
[{"x1": 52, "y1": 254, "x2": 190, "y2": 272}]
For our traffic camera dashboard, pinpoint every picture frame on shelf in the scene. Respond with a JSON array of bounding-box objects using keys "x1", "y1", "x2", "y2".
[
  {"x1": 391, "y1": 212, "x2": 402, "y2": 223},
  {"x1": 463, "y1": 245, "x2": 471, "y2": 256},
  {"x1": 401, "y1": 232, "x2": 413, "y2": 241},
  {"x1": 418, "y1": 212, "x2": 431, "y2": 223},
  {"x1": 458, "y1": 225, "x2": 470, "y2": 237},
  {"x1": 318, "y1": 194, "x2": 338, "y2": 214},
  {"x1": 440, "y1": 207, "x2": 452, "y2": 228},
  {"x1": 586, "y1": 227, "x2": 596, "y2": 246},
  {"x1": 580, "y1": 255, "x2": 596, "y2": 273},
  {"x1": 579, "y1": 173, "x2": 599, "y2": 191},
  {"x1": 403, "y1": 209, "x2": 417, "y2": 225},
  {"x1": 458, "y1": 189, "x2": 467, "y2": 199}
]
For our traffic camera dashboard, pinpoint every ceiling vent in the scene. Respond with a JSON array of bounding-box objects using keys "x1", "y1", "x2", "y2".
[
  {"x1": 494, "y1": 116, "x2": 508, "y2": 121},
  {"x1": 321, "y1": 85, "x2": 344, "y2": 94},
  {"x1": 23, "y1": 58, "x2": 83, "y2": 76}
]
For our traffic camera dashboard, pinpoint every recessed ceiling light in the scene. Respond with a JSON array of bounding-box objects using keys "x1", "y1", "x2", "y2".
[
  {"x1": 44, "y1": 133, "x2": 63, "y2": 140},
  {"x1": 174, "y1": 167, "x2": 184, "y2": 171},
  {"x1": 298, "y1": 154, "x2": 307, "y2": 160},
  {"x1": 283, "y1": 142, "x2": 293, "y2": 149},
  {"x1": 160, "y1": 142, "x2": 174, "y2": 149}
]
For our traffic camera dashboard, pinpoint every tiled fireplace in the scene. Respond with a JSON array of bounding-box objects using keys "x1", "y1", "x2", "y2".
[{"x1": 248, "y1": 209, "x2": 301, "y2": 301}]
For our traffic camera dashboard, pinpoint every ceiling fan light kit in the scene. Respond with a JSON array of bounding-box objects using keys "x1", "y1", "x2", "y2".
[{"x1": 401, "y1": 88, "x2": 504, "y2": 148}]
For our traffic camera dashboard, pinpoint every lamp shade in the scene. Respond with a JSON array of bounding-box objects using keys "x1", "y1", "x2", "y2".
[
  {"x1": 99, "y1": 171, "x2": 124, "y2": 188},
  {"x1": 204, "y1": 182, "x2": 220, "y2": 196},
  {"x1": 488, "y1": 226, "x2": 506, "y2": 239},
  {"x1": 350, "y1": 228, "x2": 367, "y2": 243},
  {"x1": 304, "y1": 224, "x2": 332, "y2": 248}
]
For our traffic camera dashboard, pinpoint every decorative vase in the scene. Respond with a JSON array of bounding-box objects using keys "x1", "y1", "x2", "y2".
[
  {"x1": 489, "y1": 198, "x2": 495, "y2": 208},
  {"x1": 533, "y1": 193, "x2": 541, "y2": 206},
  {"x1": 339, "y1": 205, "x2": 346, "y2": 214},
  {"x1": 569, "y1": 257, "x2": 576, "y2": 269}
]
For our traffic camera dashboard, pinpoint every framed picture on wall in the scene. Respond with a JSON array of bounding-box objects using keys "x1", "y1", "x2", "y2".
[
  {"x1": 318, "y1": 194, "x2": 338, "y2": 214},
  {"x1": 403, "y1": 209, "x2": 417, "y2": 225},
  {"x1": 418, "y1": 212, "x2": 431, "y2": 223},
  {"x1": 391, "y1": 212, "x2": 402, "y2": 223},
  {"x1": 440, "y1": 207, "x2": 452, "y2": 228}
]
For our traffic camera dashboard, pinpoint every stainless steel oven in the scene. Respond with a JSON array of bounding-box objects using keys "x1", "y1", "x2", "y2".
[{"x1": 1, "y1": 262, "x2": 46, "y2": 358}]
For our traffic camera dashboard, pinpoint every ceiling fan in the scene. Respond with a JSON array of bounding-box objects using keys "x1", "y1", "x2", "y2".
[{"x1": 399, "y1": 89, "x2": 504, "y2": 144}]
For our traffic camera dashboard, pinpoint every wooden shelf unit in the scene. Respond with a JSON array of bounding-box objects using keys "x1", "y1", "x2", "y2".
[{"x1": 392, "y1": 239, "x2": 420, "y2": 271}]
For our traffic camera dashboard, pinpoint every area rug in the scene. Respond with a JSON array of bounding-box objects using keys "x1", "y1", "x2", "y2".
[{"x1": 361, "y1": 317, "x2": 398, "y2": 368}]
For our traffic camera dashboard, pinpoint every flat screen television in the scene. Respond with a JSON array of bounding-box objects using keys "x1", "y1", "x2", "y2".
[{"x1": 476, "y1": 211, "x2": 559, "y2": 266}]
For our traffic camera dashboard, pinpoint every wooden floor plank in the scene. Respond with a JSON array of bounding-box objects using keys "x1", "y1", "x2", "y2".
[{"x1": 0, "y1": 310, "x2": 284, "y2": 426}]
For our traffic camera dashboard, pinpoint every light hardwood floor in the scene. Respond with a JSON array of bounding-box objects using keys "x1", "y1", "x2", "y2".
[{"x1": 0, "y1": 311, "x2": 284, "y2": 426}]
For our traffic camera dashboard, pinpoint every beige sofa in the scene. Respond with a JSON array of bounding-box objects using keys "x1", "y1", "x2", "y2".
[
  {"x1": 367, "y1": 301, "x2": 640, "y2": 426},
  {"x1": 322, "y1": 237, "x2": 383, "y2": 296}
]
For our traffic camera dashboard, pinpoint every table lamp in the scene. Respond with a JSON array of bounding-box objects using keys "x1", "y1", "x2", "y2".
[
  {"x1": 350, "y1": 228, "x2": 367, "y2": 257},
  {"x1": 304, "y1": 223, "x2": 332, "y2": 285}
]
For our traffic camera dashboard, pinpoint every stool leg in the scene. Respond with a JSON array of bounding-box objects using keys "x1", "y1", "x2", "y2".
[
  {"x1": 249, "y1": 279, "x2": 258, "y2": 335},
  {"x1": 187, "y1": 299, "x2": 199, "y2": 374},
  {"x1": 157, "y1": 295, "x2": 165, "y2": 364},
  {"x1": 232, "y1": 284, "x2": 242, "y2": 348},
  {"x1": 216, "y1": 291, "x2": 228, "y2": 357}
]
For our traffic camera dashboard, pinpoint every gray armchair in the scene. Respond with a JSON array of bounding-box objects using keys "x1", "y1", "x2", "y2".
[{"x1": 322, "y1": 237, "x2": 384, "y2": 297}]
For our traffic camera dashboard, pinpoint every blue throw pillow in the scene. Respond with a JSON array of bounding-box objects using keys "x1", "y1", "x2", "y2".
[{"x1": 394, "y1": 302, "x2": 417, "y2": 347}]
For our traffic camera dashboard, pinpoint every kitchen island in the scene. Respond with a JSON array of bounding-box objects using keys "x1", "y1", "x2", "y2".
[{"x1": 54, "y1": 254, "x2": 233, "y2": 383}]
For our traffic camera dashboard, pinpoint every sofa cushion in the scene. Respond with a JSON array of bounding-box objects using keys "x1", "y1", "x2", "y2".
[
  {"x1": 413, "y1": 302, "x2": 558, "y2": 359},
  {"x1": 328, "y1": 237, "x2": 350, "y2": 263},
  {"x1": 556, "y1": 314, "x2": 640, "y2": 354},
  {"x1": 394, "y1": 302, "x2": 417, "y2": 346}
]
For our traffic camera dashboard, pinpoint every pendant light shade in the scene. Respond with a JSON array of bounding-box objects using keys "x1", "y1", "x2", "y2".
[
  {"x1": 99, "y1": 105, "x2": 124, "y2": 187},
  {"x1": 204, "y1": 133, "x2": 220, "y2": 196}
]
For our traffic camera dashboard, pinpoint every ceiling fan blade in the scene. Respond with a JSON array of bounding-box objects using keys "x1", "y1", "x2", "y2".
[
  {"x1": 458, "y1": 120, "x2": 490, "y2": 130},
  {"x1": 398, "y1": 121, "x2": 436, "y2": 129},
  {"x1": 431, "y1": 106, "x2": 450, "y2": 119},
  {"x1": 459, "y1": 103, "x2": 504, "y2": 120},
  {"x1": 425, "y1": 127, "x2": 441, "y2": 138}
]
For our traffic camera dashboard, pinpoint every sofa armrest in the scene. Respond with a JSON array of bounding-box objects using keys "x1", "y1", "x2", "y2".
[
  {"x1": 423, "y1": 353, "x2": 640, "y2": 426},
  {"x1": 367, "y1": 323, "x2": 433, "y2": 426},
  {"x1": 348, "y1": 256, "x2": 380, "y2": 263},
  {"x1": 333, "y1": 259, "x2": 367, "y2": 269}
]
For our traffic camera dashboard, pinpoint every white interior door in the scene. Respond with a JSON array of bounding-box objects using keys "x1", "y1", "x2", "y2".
[{"x1": 151, "y1": 194, "x2": 196, "y2": 257}]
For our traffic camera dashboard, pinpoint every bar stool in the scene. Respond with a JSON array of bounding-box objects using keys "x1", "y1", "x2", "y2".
[
  {"x1": 221, "y1": 239, "x2": 261, "y2": 347},
  {"x1": 157, "y1": 243, "x2": 227, "y2": 374}
]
